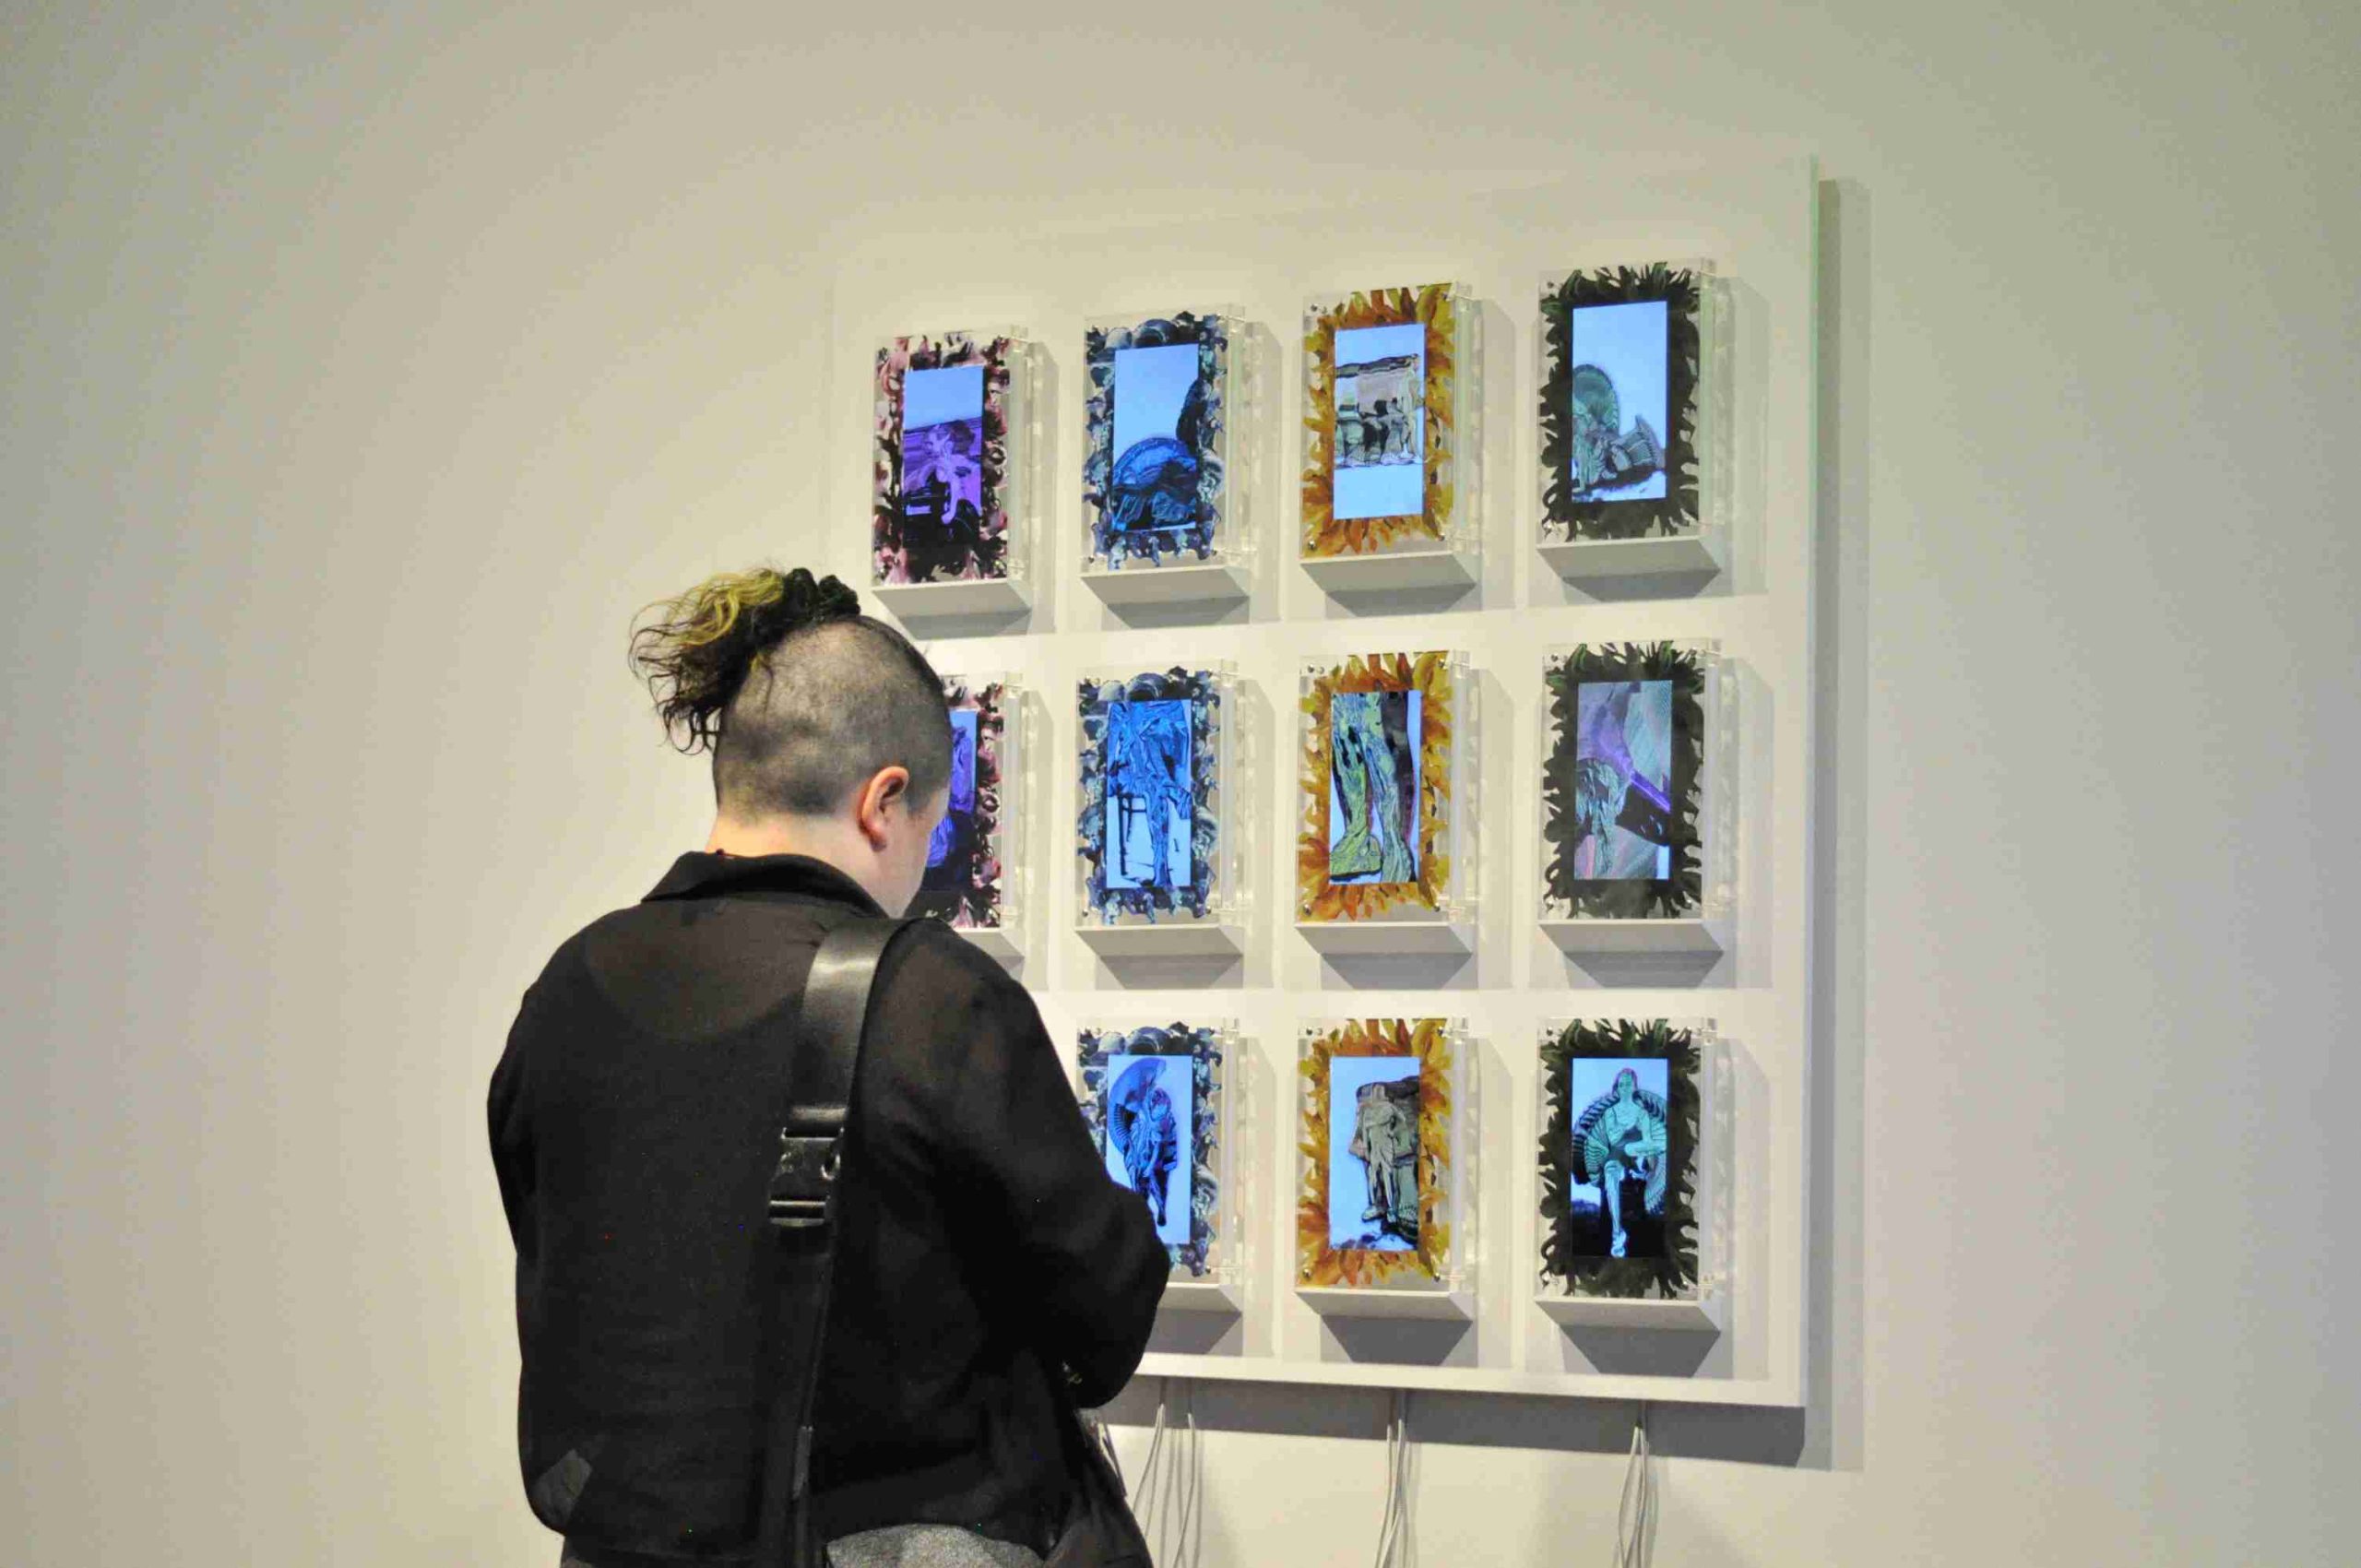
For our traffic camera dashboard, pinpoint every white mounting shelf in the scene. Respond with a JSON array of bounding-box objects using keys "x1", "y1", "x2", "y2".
[
  {"x1": 1082, "y1": 561, "x2": 1250, "y2": 608},
  {"x1": 1077, "y1": 921, "x2": 1245, "y2": 959},
  {"x1": 1536, "y1": 1293, "x2": 1726, "y2": 1335},
  {"x1": 1537, "y1": 532, "x2": 1724, "y2": 584},
  {"x1": 1160, "y1": 1279, "x2": 1246, "y2": 1316},
  {"x1": 1540, "y1": 917, "x2": 1727, "y2": 956},
  {"x1": 1297, "y1": 1286, "x2": 1474, "y2": 1324},
  {"x1": 1296, "y1": 919, "x2": 1474, "y2": 957},
  {"x1": 872, "y1": 576, "x2": 1031, "y2": 622},
  {"x1": 1299, "y1": 547, "x2": 1476, "y2": 595}
]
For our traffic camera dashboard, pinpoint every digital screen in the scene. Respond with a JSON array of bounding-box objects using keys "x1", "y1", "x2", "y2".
[
  {"x1": 1332, "y1": 322, "x2": 1426, "y2": 521},
  {"x1": 1326, "y1": 688, "x2": 1422, "y2": 886},
  {"x1": 922, "y1": 706, "x2": 979, "y2": 880},
  {"x1": 1566, "y1": 1056, "x2": 1671, "y2": 1260},
  {"x1": 1326, "y1": 1054, "x2": 1422, "y2": 1252},
  {"x1": 1101, "y1": 698, "x2": 1193, "y2": 892},
  {"x1": 1109, "y1": 342, "x2": 1204, "y2": 535},
  {"x1": 1099, "y1": 1053, "x2": 1193, "y2": 1246},
  {"x1": 1568, "y1": 679, "x2": 1672, "y2": 880},
  {"x1": 901, "y1": 363, "x2": 986, "y2": 526},
  {"x1": 1567, "y1": 300, "x2": 1668, "y2": 502}
]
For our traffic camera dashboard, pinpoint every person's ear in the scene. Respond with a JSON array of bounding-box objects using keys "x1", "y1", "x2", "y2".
[{"x1": 856, "y1": 766, "x2": 911, "y2": 848}]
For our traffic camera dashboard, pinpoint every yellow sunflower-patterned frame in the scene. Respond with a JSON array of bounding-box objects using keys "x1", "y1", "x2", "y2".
[
  {"x1": 1299, "y1": 283, "x2": 1463, "y2": 557},
  {"x1": 1297, "y1": 1018, "x2": 1457, "y2": 1289},
  {"x1": 1296, "y1": 651, "x2": 1456, "y2": 922}
]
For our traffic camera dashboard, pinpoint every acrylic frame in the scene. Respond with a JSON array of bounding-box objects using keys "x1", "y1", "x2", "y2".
[
  {"x1": 1075, "y1": 667, "x2": 1228, "y2": 925},
  {"x1": 1539, "y1": 642, "x2": 1706, "y2": 920},
  {"x1": 1083, "y1": 312, "x2": 1230, "y2": 571},
  {"x1": 909, "y1": 676, "x2": 1011, "y2": 933},
  {"x1": 1299, "y1": 283, "x2": 1465, "y2": 558},
  {"x1": 1537, "y1": 264, "x2": 1705, "y2": 544},
  {"x1": 1536, "y1": 1019, "x2": 1703, "y2": 1301},
  {"x1": 873, "y1": 331, "x2": 1020, "y2": 585},
  {"x1": 1296, "y1": 1018, "x2": 1459, "y2": 1289},
  {"x1": 1296, "y1": 651, "x2": 1460, "y2": 923},
  {"x1": 1076, "y1": 1022, "x2": 1229, "y2": 1278}
]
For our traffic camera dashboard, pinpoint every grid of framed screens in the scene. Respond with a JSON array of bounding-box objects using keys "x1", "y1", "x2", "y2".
[
  {"x1": 1075, "y1": 667, "x2": 1232, "y2": 928},
  {"x1": 1083, "y1": 312, "x2": 1234, "y2": 573},
  {"x1": 1535, "y1": 1019, "x2": 1714, "y2": 1304},
  {"x1": 872, "y1": 331, "x2": 1028, "y2": 587},
  {"x1": 1299, "y1": 284, "x2": 1473, "y2": 560},
  {"x1": 1295, "y1": 651, "x2": 1471, "y2": 927},
  {"x1": 1076, "y1": 1021, "x2": 1234, "y2": 1281},
  {"x1": 1536, "y1": 263, "x2": 1710, "y2": 544},
  {"x1": 1295, "y1": 1018, "x2": 1471, "y2": 1294},
  {"x1": 910, "y1": 675, "x2": 1016, "y2": 938},
  {"x1": 1538, "y1": 642, "x2": 1712, "y2": 921}
]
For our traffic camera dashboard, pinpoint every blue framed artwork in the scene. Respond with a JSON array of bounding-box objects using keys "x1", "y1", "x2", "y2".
[
  {"x1": 1083, "y1": 313, "x2": 1228, "y2": 570},
  {"x1": 1077, "y1": 669, "x2": 1223, "y2": 923},
  {"x1": 911, "y1": 678, "x2": 1006, "y2": 932},
  {"x1": 1076, "y1": 1022, "x2": 1225, "y2": 1276}
]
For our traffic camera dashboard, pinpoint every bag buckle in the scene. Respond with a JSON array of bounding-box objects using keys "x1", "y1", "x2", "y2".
[{"x1": 767, "y1": 1133, "x2": 839, "y2": 1229}]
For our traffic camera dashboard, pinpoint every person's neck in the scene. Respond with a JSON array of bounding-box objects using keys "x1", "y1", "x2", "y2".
[{"x1": 703, "y1": 814, "x2": 885, "y2": 909}]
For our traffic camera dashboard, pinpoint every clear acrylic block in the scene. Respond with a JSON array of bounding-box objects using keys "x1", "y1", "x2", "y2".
[
  {"x1": 1074, "y1": 1019, "x2": 1247, "y2": 1311},
  {"x1": 911, "y1": 671, "x2": 1028, "y2": 959},
  {"x1": 870, "y1": 327, "x2": 1040, "y2": 618},
  {"x1": 1074, "y1": 661, "x2": 1245, "y2": 956}
]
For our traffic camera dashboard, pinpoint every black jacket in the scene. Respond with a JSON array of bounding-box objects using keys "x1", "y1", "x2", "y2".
[{"x1": 489, "y1": 853, "x2": 1168, "y2": 1563}]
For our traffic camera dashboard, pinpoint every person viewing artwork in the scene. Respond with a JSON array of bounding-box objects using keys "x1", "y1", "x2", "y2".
[{"x1": 487, "y1": 565, "x2": 1165, "y2": 1568}]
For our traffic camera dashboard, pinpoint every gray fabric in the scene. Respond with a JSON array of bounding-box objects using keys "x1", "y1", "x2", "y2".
[
  {"x1": 825, "y1": 1524, "x2": 1045, "y2": 1568},
  {"x1": 559, "y1": 1523, "x2": 1042, "y2": 1568}
]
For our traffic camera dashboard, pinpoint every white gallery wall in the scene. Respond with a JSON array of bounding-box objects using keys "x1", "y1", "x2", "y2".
[{"x1": 2, "y1": 3, "x2": 2352, "y2": 1564}]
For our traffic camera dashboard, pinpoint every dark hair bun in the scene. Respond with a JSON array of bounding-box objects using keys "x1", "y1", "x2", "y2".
[{"x1": 630, "y1": 565, "x2": 862, "y2": 753}]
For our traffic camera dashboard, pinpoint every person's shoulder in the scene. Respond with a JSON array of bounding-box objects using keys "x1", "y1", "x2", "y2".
[{"x1": 884, "y1": 916, "x2": 1025, "y2": 1007}]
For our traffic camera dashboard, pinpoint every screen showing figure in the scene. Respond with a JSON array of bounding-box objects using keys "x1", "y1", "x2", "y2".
[
  {"x1": 1099, "y1": 1054, "x2": 1192, "y2": 1246},
  {"x1": 1567, "y1": 300, "x2": 1668, "y2": 503},
  {"x1": 1327, "y1": 689, "x2": 1422, "y2": 887},
  {"x1": 1327, "y1": 1054, "x2": 1422, "y2": 1251},
  {"x1": 1102, "y1": 698, "x2": 1194, "y2": 892},
  {"x1": 921, "y1": 706, "x2": 979, "y2": 886},
  {"x1": 1333, "y1": 322, "x2": 1426, "y2": 521},
  {"x1": 1109, "y1": 342, "x2": 1204, "y2": 537},
  {"x1": 1566, "y1": 1057, "x2": 1672, "y2": 1260},
  {"x1": 1568, "y1": 679, "x2": 1673, "y2": 880},
  {"x1": 901, "y1": 364, "x2": 987, "y2": 532}
]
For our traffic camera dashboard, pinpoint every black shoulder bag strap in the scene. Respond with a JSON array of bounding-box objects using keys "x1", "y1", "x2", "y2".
[{"x1": 753, "y1": 914, "x2": 911, "y2": 1568}]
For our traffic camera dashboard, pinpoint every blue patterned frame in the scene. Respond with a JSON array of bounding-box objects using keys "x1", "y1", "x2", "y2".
[
  {"x1": 1077, "y1": 668, "x2": 1223, "y2": 923},
  {"x1": 1083, "y1": 314, "x2": 1228, "y2": 570},
  {"x1": 1077, "y1": 1023, "x2": 1225, "y2": 1277}
]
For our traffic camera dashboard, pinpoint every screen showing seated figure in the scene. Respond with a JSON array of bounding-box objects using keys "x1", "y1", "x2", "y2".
[
  {"x1": 1109, "y1": 342, "x2": 1204, "y2": 538},
  {"x1": 1568, "y1": 678, "x2": 1673, "y2": 880},
  {"x1": 1566, "y1": 1056, "x2": 1672, "y2": 1260}
]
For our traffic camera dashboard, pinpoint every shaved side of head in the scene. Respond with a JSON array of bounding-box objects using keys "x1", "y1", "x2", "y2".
[{"x1": 715, "y1": 617, "x2": 951, "y2": 818}]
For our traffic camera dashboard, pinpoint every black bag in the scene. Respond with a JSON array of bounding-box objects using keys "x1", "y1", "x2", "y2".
[{"x1": 753, "y1": 916, "x2": 1151, "y2": 1568}]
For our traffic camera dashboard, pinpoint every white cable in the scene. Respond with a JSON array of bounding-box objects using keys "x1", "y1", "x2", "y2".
[
  {"x1": 1614, "y1": 1401, "x2": 1657, "y2": 1568},
  {"x1": 1373, "y1": 1389, "x2": 1410, "y2": 1567},
  {"x1": 1134, "y1": 1378, "x2": 1169, "y2": 1562},
  {"x1": 1177, "y1": 1378, "x2": 1202, "y2": 1567}
]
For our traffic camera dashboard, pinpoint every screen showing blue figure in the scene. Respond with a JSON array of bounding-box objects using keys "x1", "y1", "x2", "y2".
[
  {"x1": 1328, "y1": 1054, "x2": 1422, "y2": 1251},
  {"x1": 901, "y1": 364, "x2": 986, "y2": 527},
  {"x1": 1569, "y1": 679, "x2": 1672, "y2": 880},
  {"x1": 1100, "y1": 1054, "x2": 1193, "y2": 1246},
  {"x1": 1102, "y1": 698, "x2": 1194, "y2": 892},
  {"x1": 1326, "y1": 688, "x2": 1422, "y2": 886},
  {"x1": 1333, "y1": 322, "x2": 1426, "y2": 521},
  {"x1": 922, "y1": 707, "x2": 978, "y2": 884},
  {"x1": 1567, "y1": 300, "x2": 1668, "y2": 502},
  {"x1": 1566, "y1": 1056, "x2": 1671, "y2": 1260},
  {"x1": 1109, "y1": 343, "x2": 1204, "y2": 536}
]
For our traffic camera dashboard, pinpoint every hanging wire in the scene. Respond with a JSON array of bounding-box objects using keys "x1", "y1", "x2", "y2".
[
  {"x1": 1613, "y1": 1400, "x2": 1658, "y2": 1568},
  {"x1": 1176, "y1": 1377, "x2": 1203, "y2": 1567},
  {"x1": 1133, "y1": 1378, "x2": 1169, "y2": 1562},
  {"x1": 1372, "y1": 1388, "x2": 1412, "y2": 1567}
]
